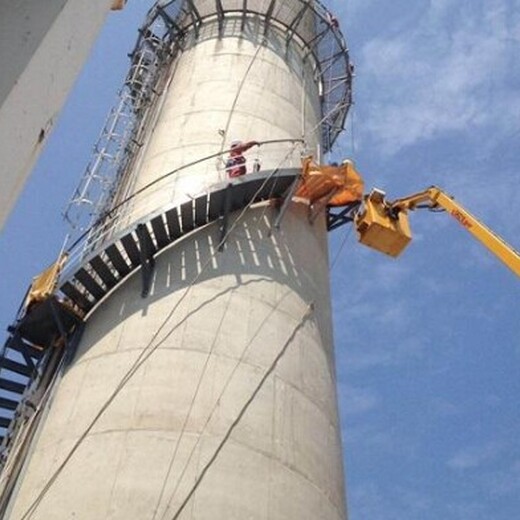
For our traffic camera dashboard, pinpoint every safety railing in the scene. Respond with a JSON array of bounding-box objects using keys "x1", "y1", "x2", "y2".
[
  {"x1": 59, "y1": 139, "x2": 305, "y2": 284},
  {"x1": 62, "y1": 19, "x2": 179, "y2": 235}
]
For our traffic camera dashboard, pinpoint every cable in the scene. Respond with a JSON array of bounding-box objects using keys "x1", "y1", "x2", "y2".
[
  {"x1": 67, "y1": 138, "x2": 303, "y2": 252},
  {"x1": 149, "y1": 18, "x2": 314, "y2": 497},
  {"x1": 217, "y1": 42, "x2": 265, "y2": 161},
  {"x1": 150, "y1": 290, "x2": 234, "y2": 520},
  {"x1": 156, "y1": 288, "x2": 293, "y2": 520},
  {"x1": 166, "y1": 303, "x2": 315, "y2": 520},
  {"x1": 19, "y1": 145, "x2": 299, "y2": 520},
  {"x1": 216, "y1": 0, "x2": 290, "y2": 159},
  {"x1": 330, "y1": 223, "x2": 354, "y2": 271},
  {"x1": 154, "y1": 149, "x2": 301, "y2": 519}
]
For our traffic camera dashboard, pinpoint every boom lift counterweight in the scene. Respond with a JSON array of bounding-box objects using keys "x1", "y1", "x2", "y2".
[{"x1": 355, "y1": 186, "x2": 520, "y2": 278}]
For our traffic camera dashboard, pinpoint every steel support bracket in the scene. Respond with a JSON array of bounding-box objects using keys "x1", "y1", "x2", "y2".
[
  {"x1": 136, "y1": 224, "x2": 156, "y2": 298},
  {"x1": 216, "y1": 0, "x2": 225, "y2": 36},
  {"x1": 327, "y1": 201, "x2": 361, "y2": 231},
  {"x1": 308, "y1": 189, "x2": 338, "y2": 225},
  {"x1": 273, "y1": 175, "x2": 302, "y2": 231},
  {"x1": 218, "y1": 183, "x2": 233, "y2": 252}
]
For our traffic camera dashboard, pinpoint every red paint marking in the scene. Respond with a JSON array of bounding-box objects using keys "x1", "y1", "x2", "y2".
[{"x1": 451, "y1": 209, "x2": 473, "y2": 229}]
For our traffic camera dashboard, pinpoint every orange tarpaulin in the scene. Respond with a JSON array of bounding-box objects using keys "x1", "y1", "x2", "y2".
[
  {"x1": 25, "y1": 254, "x2": 68, "y2": 312},
  {"x1": 295, "y1": 157, "x2": 364, "y2": 207},
  {"x1": 111, "y1": 0, "x2": 127, "y2": 10}
]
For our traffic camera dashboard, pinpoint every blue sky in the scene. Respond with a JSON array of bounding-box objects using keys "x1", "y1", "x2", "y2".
[{"x1": 1, "y1": 1, "x2": 519, "y2": 519}]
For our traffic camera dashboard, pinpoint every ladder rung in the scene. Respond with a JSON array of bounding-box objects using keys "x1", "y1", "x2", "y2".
[
  {"x1": 0, "y1": 417, "x2": 12, "y2": 429},
  {"x1": 0, "y1": 358, "x2": 32, "y2": 377},
  {"x1": 6, "y1": 336, "x2": 43, "y2": 360}
]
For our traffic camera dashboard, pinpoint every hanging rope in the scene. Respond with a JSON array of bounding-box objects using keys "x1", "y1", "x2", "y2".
[
  {"x1": 217, "y1": 0, "x2": 295, "y2": 160},
  {"x1": 154, "y1": 288, "x2": 293, "y2": 520},
  {"x1": 19, "y1": 145, "x2": 299, "y2": 520},
  {"x1": 165, "y1": 303, "x2": 315, "y2": 520},
  {"x1": 150, "y1": 290, "x2": 234, "y2": 520},
  {"x1": 330, "y1": 222, "x2": 354, "y2": 271},
  {"x1": 217, "y1": 42, "x2": 265, "y2": 161}
]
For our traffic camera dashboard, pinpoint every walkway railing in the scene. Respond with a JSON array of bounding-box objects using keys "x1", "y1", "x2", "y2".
[{"x1": 61, "y1": 139, "x2": 304, "y2": 284}]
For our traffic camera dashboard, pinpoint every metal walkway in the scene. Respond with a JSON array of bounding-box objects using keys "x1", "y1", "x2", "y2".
[
  {"x1": 59, "y1": 169, "x2": 299, "y2": 313},
  {"x1": 0, "y1": 170, "x2": 298, "y2": 465}
]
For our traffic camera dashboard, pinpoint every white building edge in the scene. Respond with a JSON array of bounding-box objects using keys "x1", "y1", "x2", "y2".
[{"x1": 0, "y1": 0, "x2": 126, "y2": 230}]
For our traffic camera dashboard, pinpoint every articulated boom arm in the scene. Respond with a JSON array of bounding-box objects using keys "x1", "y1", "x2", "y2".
[
  {"x1": 355, "y1": 186, "x2": 520, "y2": 278},
  {"x1": 391, "y1": 186, "x2": 520, "y2": 278}
]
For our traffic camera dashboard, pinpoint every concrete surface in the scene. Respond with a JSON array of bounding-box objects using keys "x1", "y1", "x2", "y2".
[
  {"x1": 114, "y1": 16, "x2": 322, "y2": 228},
  {"x1": 7, "y1": 205, "x2": 346, "y2": 520}
]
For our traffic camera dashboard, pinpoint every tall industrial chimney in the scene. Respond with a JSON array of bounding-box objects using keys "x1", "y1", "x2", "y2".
[{"x1": 3, "y1": 1, "x2": 353, "y2": 518}]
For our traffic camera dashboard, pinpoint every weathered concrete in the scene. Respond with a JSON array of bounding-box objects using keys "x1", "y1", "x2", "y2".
[
  {"x1": 0, "y1": 0, "x2": 115, "y2": 229},
  {"x1": 7, "y1": 205, "x2": 346, "y2": 520}
]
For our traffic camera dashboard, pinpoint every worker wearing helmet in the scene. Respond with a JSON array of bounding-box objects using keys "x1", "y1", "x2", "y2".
[{"x1": 225, "y1": 140, "x2": 258, "y2": 178}]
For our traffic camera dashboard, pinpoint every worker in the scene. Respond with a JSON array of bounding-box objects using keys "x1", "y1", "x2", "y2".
[
  {"x1": 326, "y1": 11, "x2": 339, "y2": 29},
  {"x1": 225, "y1": 140, "x2": 258, "y2": 178}
]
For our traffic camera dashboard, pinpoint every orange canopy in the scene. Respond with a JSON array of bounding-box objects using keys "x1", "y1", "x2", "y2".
[{"x1": 295, "y1": 157, "x2": 364, "y2": 207}]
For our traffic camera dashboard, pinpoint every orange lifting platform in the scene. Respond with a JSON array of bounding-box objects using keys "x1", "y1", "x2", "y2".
[{"x1": 295, "y1": 156, "x2": 364, "y2": 207}]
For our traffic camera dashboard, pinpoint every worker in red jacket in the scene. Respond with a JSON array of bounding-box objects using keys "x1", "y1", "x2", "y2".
[{"x1": 225, "y1": 140, "x2": 259, "y2": 178}]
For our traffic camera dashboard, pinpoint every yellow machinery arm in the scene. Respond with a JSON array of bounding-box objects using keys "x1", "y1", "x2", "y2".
[{"x1": 355, "y1": 186, "x2": 520, "y2": 278}]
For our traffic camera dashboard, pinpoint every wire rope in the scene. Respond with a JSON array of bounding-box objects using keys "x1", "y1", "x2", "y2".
[
  {"x1": 330, "y1": 222, "x2": 354, "y2": 272},
  {"x1": 155, "y1": 288, "x2": 293, "y2": 520},
  {"x1": 217, "y1": 42, "x2": 265, "y2": 162},
  {"x1": 150, "y1": 290, "x2": 234, "y2": 520},
  {"x1": 165, "y1": 303, "x2": 315, "y2": 520},
  {"x1": 216, "y1": 0, "x2": 290, "y2": 160},
  {"x1": 19, "y1": 145, "x2": 299, "y2": 520},
  {"x1": 151, "y1": 21, "x2": 315, "y2": 500},
  {"x1": 150, "y1": 12, "x2": 319, "y2": 499}
]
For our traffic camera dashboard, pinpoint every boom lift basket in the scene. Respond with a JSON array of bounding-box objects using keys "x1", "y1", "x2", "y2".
[{"x1": 355, "y1": 189, "x2": 412, "y2": 257}]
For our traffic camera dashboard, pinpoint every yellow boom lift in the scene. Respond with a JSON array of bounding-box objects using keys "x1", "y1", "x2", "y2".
[{"x1": 355, "y1": 186, "x2": 520, "y2": 278}]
